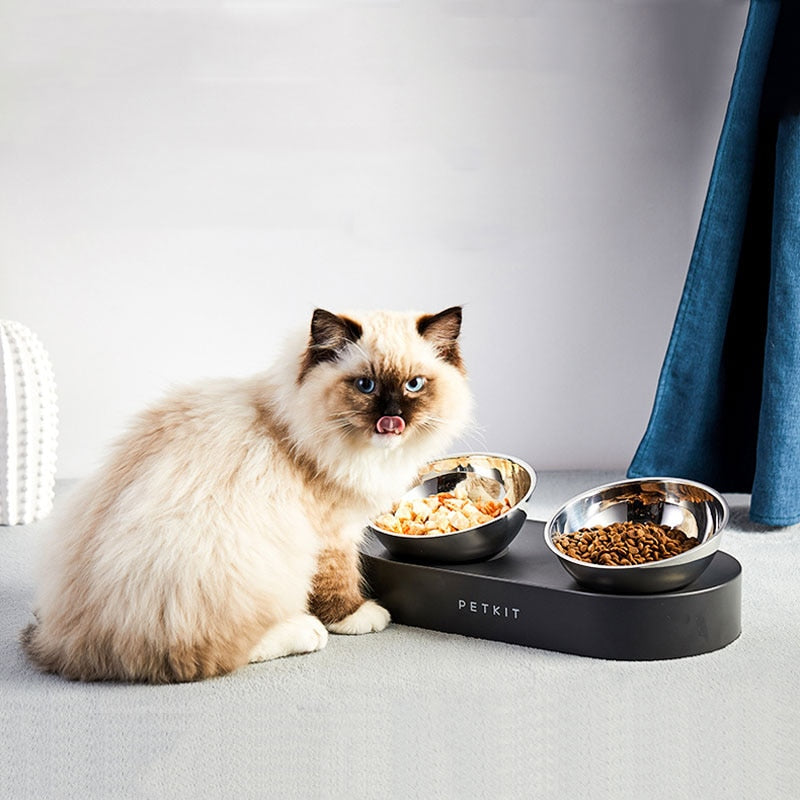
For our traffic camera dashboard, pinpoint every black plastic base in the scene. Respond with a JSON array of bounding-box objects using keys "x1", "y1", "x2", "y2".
[{"x1": 361, "y1": 520, "x2": 742, "y2": 660}]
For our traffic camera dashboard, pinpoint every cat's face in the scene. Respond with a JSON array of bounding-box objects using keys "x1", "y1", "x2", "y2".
[{"x1": 294, "y1": 306, "x2": 472, "y2": 455}]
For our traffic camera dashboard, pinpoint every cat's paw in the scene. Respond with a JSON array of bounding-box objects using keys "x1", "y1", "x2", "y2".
[
  {"x1": 326, "y1": 599, "x2": 391, "y2": 635},
  {"x1": 249, "y1": 613, "x2": 329, "y2": 662}
]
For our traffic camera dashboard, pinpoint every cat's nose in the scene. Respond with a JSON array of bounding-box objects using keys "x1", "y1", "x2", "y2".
[{"x1": 376, "y1": 416, "x2": 405, "y2": 435}]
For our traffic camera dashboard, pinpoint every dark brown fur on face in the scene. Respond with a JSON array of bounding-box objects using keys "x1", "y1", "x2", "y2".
[
  {"x1": 297, "y1": 306, "x2": 465, "y2": 445},
  {"x1": 330, "y1": 364, "x2": 436, "y2": 440}
]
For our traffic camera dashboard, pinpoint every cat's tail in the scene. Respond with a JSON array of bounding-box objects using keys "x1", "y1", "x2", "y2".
[
  {"x1": 21, "y1": 616, "x2": 156, "y2": 683},
  {"x1": 20, "y1": 615, "x2": 249, "y2": 684},
  {"x1": 19, "y1": 618, "x2": 58, "y2": 676},
  {"x1": 19, "y1": 621, "x2": 37, "y2": 653},
  {"x1": 19, "y1": 616, "x2": 98, "y2": 681}
]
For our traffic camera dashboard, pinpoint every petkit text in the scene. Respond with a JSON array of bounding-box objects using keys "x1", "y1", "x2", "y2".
[{"x1": 458, "y1": 599, "x2": 520, "y2": 619}]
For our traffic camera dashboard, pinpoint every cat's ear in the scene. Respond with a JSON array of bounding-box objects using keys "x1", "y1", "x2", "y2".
[
  {"x1": 303, "y1": 309, "x2": 363, "y2": 372},
  {"x1": 417, "y1": 306, "x2": 464, "y2": 369}
]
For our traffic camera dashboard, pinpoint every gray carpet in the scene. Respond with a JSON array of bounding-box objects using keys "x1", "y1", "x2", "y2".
[{"x1": 1, "y1": 472, "x2": 798, "y2": 800}]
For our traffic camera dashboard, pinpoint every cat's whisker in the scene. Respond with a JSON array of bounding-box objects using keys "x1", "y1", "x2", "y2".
[
  {"x1": 300, "y1": 418, "x2": 351, "y2": 435},
  {"x1": 289, "y1": 417, "x2": 360, "y2": 456},
  {"x1": 458, "y1": 428, "x2": 489, "y2": 451},
  {"x1": 417, "y1": 415, "x2": 450, "y2": 432},
  {"x1": 329, "y1": 411, "x2": 360, "y2": 422},
  {"x1": 347, "y1": 341, "x2": 372, "y2": 365}
]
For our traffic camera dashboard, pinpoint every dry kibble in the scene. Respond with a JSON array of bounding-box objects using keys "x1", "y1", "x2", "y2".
[{"x1": 553, "y1": 520, "x2": 698, "y2": 565}]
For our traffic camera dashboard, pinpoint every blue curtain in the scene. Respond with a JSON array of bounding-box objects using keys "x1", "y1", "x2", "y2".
[{"x1": 628, "y1": 0, "x2": 800, "y2": 526}]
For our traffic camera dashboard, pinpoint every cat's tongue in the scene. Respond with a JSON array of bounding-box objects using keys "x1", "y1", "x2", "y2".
[{"x1": 376, "y1": 416, "x2": 405, "y2": 435}]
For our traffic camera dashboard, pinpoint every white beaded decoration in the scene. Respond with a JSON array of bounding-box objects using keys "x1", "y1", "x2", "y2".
[{"x1": 0, "y1": 320, "x2": 58, "y2": 525}]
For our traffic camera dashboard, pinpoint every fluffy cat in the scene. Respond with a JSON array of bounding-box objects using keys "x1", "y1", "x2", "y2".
[{"x1": 21, "y1": 306, "x2": 472, "y2": 682}]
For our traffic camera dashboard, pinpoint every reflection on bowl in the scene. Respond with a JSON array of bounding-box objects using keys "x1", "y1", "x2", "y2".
[
  {"x1": 368, "y1": 452, "x2": 536, "y2": 563},
  {"x1": 543, "y1": 477, "x2": 729, "y2": 593}
]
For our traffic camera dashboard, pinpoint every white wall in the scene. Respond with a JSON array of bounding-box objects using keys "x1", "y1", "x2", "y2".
[{"x1": 1, "y1": 0, "x2": 749, "y2": 479}]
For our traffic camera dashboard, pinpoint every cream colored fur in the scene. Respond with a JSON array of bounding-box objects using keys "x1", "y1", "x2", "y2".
[{"x1": 22, "y1": 308, "x2": 473, "y2": 682}]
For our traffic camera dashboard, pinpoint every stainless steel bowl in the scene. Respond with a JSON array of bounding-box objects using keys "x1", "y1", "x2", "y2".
[
  {"x1": 368, "y1": 452, "x2": 537, "y2": 563},
  {"x1": 543, "y1": 477, "x2": 729, "y2": 593}
]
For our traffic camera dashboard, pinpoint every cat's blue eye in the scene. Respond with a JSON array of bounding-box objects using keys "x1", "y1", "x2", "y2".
[
  {"x1": 405, "y1": 376, "x2": 426, "y2": 393},
  {"x1": 355, "y1": 377, "x2": 376, "y2": 394}
]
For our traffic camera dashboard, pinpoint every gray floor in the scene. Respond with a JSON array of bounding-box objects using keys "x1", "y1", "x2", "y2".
[{"x1": 2, "y1": 472, "x2": 798, "y2": 800}]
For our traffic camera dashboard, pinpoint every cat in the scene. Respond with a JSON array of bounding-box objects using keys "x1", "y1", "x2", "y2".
[{"x1": 21, "y1": 306, "x2": 473, "y2": 683}]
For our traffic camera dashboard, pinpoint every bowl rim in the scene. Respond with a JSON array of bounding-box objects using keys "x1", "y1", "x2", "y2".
[
  {"x1": 543, "y1": 475, "x2": 729, "y2": 571},
  {"x1": 368, "y1": 451, "x2": 537, "y2": 540}
]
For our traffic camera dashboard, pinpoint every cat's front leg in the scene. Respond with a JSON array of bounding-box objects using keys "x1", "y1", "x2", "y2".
[
  {"x1": 309, "y1": 546, "x2": 390, "y2": 634},
  {"x1": 249, "y1": 613, "x2": 329, "y2": 663},
  {"x1": 326, "y1": 599, "x2": 391, "y2": 635}
]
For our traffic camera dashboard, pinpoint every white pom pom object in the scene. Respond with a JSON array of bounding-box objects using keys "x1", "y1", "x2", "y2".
[{"x1": 0, "y1": 321, "x2": 58, "y2": 525}]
